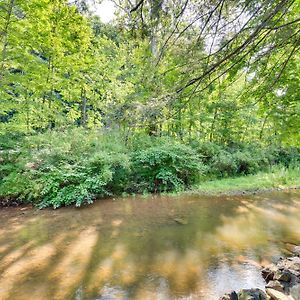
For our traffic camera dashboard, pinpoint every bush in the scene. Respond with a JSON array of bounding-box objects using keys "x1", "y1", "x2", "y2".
[
  {"x1": 131, "y1": 141, "x2": 205, "y2": 192},
  {"x1": 269, "y1": 146, "x2": 300, "y2": 167},
  {"x1": 189, "y1": 141, "x2": 223, "y2": 164},
  {"x1": 0, "y1": 132, "x2": 24, "y2": 150},
  {"x1": 1, "y1": 129, "x2": 299, "y2": 208},
  {"x1": 232, "y1": 151, "x2": 261, "y2": 175},
  {"x1": 191, "y1": 141, "x2": 280, "y2": 178},
  {"x1": 36, "y1": 151, "x2": 130, "y2": 208},
  {"x1": 210, "y1": 150, "x2": 238, "y2": 177},
  {"x1": 0, "y1": 129, "x2": 131, "y2": 208}
]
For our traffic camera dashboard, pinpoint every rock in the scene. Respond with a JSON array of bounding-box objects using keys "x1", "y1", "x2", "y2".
[
  {"x1": 219, "y1": 291, "x2": 238, "y2": 300},
  {"x1": 265, "y1": 288, "x2": 294, "y2": 300},
  {"x1": 238, "y1": 288, "x2": 267, "y2": 300},
  {"x1": 266, "y1": 280, "x2": 285, "y2": 292},
  {"x1": 290, "y1": 284, "x2": 300, "y2": 300},
  {"x1": 294, "y1": 246, "x2": 300, "y2": 257},
  {"x1": 220, "y1": 250, "x2": 300, "y2": 300},
  {"x1": 274, "y1": 270, "x2": 292, "y2": 282},
  {"x1": 283, "y1": 243, "x2": 298, "y2": 255},
  {"x1": 278, "y1": 257, "x2": 300, "y2": 273},
  {"x1": 174, "y1": 217, "x2": 188, "y2": 225},
  {"x1": 262, "y1": 266, "x2": 276, "y2": 283}
]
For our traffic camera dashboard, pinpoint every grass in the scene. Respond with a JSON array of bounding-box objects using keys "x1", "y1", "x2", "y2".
[{"x1": 192, "y1": 166, "x2": 300, "y2": 195}]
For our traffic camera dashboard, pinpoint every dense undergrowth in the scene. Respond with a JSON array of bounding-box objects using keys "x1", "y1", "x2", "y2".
[{"x1": 0, "y1": 129, "x2": 299, "y2": 208}]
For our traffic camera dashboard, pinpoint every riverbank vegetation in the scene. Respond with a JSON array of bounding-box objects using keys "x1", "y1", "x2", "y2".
[
  {"x1": 1, "y1": 129, "x2": 299, "y2": 207},
  {"x1": 0, "y1": 0, "x2": 299, "y2": 207},
  {"x1": 194, "y1": 165, "x2": 300, "y2": 195}
]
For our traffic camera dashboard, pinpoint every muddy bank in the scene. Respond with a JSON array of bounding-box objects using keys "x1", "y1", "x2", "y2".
[{"x1": 220, "y1": 246, "x2": 300, "y2": 300}]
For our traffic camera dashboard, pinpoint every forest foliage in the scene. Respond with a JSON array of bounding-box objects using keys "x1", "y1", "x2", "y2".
[
  {"x1": 0, "y1": 0, "x2": 299, "y2": 207},
  {"x1": 0, "y1": 130, "x2": 299, "y2": 208}
]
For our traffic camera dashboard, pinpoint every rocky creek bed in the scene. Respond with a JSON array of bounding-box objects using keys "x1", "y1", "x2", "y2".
[{"x1": 220, "y1": 246, "x2": 300, "y2": 300}]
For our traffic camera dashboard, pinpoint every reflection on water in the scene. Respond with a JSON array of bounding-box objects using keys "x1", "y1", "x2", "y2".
[{"x1": 0, "y1": 191, "x2": 300, "y2": 300}]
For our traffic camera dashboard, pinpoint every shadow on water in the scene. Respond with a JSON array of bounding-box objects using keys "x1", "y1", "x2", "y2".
[{"x1": 0, "y1": 190, "x2": 299, "y2": 300}]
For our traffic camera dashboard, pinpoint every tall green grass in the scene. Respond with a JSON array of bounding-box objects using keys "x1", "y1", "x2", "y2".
[{"x1": 193, "y1": 165, "x2": 300, "y2": 194}]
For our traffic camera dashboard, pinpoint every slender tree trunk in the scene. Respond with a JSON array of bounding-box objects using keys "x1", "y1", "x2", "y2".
[
  {"x1": 80, "y1": 87, "x2": 87, "y2": 127},
  {"x1": 43, "y1": 57, "x2": 51, "y2": 104},
  {"x1": 210, "y1": 106, "x2": 219, "y2": 142},
  {"x1": 149, "y1": 0, "x2": 162, "y2": 62},
  {"x1": 146, "y1": 0, "x2": 163, "y2": 136},
  {"x1": 25, "y1": 92, "x2": 30, "y2": 133},
  {"x1": 177, "y1": 108, "x2": 183, "y2": 140},
  {"x1": 188, "y1": 103, "x2": 193, "y2": 141},
  {"x1": 259, "y1": 113, "x2": 269, "y2": 140},
  {"x1": 0, "y1": 0, "x2": 15, "y2": 76}
]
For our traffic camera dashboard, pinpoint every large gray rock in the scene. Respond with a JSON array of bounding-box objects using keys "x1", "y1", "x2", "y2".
[
  {"x1": 290, "y1": 284, "x2": 300, "y2": 300},
  {"x1": 266, "y1": 280, "x2": 285, "y2": 292},
  {"x1": 278, "y1": 257, "x2": 300, "y2": 273},
  {"x1": 265, "y1": 288, "x2": 294, "y2": 300},
  {"x1": 238, "y1": 288, "x2": 267, "y2": 300}
]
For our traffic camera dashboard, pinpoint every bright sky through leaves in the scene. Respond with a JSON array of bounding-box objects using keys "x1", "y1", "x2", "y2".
[{"x1": 94, "y1": 0, "x2": 116, "y2": 23}]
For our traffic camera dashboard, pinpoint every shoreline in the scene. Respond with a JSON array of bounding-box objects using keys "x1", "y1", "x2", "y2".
[
  {"x1": 186, "y1": 185, "x2": 300, "y2": 197},
  {"x1": 220, "y1": 245, "x2": 300, "y2": 300},
  {"x1": 1, "y1": 185, "x2": 299, "y2": 210},
  {"x1": 187, "y1": 168, "x2": 300, "y2": 196},
  {"x1": 1, "y1": 167, "x2": 300, "y2": 208}
]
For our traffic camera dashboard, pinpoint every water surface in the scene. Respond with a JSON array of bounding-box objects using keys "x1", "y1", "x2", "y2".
[{"x1": 0, "y1": 190, "x2": 300, "y2": 300}]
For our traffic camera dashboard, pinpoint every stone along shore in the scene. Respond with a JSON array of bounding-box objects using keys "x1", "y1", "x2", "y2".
[{"x1": 220, "y1": 246, "x2": 300, "y2": 300}]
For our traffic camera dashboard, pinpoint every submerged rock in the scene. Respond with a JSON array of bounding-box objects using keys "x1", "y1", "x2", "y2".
[{"x1": 173, "y1": 217, "x2": 188, "y2": 225}]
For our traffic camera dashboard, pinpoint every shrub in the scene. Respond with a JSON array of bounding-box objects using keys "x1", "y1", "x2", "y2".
[
  {"x1": 36, "y1": 151, "x2": 130, "y2": 208},
  {"x1": 232, "y1": 151, "x2": 260, "y2": 175},
  {"x1": 269, "y1": 146, "x2": 300, "y2": 167},
  {"x1": 0, "y1": 132, "x2": 24, "y2": 150},
  {"x1": 1, "y1": 129, "x2": 299, "y2": 208},
  {"x1": 190, "y1": 141, "x2": 274, "y2": 178},
  {"x1": 189, "y1": 141, "x2": 223, "y2": 164},
  {"x1": 0, "y1": 129, "x2": 131, "y2": 208},
  {"x1": 210, "y1": 150, "x2": 238, "y2": 177},
  {"x1": 131, "y1": 141, "x2": 205, "y2": 192}
]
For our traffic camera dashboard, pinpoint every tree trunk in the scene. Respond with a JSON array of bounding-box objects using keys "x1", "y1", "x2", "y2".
[
  {"x1": 259, "y1": 113, "x2": 269, "y2": 140},
  {"x1": 0, "y1": 0, "x2": 15, "y2": 76},
  {"x1": 210, "y1": 106, "x2": 219, "y2": 142},
  {"x1": 81, "y1": 87, "x2": 87, "y2": 127},
  {"x1": 149, "y1": 0, "x2": 162, "y2": 61}
]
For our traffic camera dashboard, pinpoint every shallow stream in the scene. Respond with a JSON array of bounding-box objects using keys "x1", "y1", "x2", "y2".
[{"x1": 0, "y1": 190, "x2": 300, "y2": 300}]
